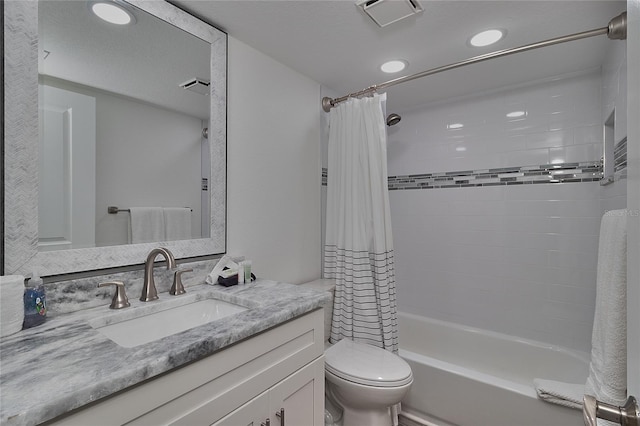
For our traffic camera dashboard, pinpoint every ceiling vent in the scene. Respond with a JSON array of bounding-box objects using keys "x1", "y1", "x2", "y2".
[
  {"x1": 179, "y1": 78, "x2": 210, "y2": 95},
  {"x1": 356, "y1": 0, "x2": 423, "y2": 28}
]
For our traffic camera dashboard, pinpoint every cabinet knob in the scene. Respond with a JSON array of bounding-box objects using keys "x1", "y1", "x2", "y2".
[{"x1": 275, "y1": 408, "x2": 285, "y2": 425}]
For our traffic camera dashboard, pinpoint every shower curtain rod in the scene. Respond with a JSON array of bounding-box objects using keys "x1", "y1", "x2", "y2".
[{"x1": 321, "y1": 12, "x2": 627, "y2": 113}]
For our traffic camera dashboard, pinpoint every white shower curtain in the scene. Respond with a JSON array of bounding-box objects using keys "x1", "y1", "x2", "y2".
[{"x1": 324, "y1": 93, "x2": 398, "y2": 353}]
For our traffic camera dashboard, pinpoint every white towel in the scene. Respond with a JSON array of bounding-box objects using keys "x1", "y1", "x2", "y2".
[
  {"x1": 534, "y1": 378, "x2": 584, "y2": 409},
  {"x1": 163, "y1": 208, "x2": 191, "y2": 241},
  {"x1": 585, "y1": 209, "x2": 627, "y2": 407},
  {"x1": 130, "y1": 207, "x2": 165, "y2": 244},
  {"x1": 1, "y1": 275, "x2": 25, "y2": 337}
]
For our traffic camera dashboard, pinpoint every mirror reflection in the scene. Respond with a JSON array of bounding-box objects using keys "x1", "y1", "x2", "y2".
[{"x1": 38, "y1": 0, "x2": 211, "y2": 251}]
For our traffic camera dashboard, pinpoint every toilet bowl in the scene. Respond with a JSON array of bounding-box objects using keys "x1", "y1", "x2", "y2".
[
  {"x1": 297, "y1": 279, "x2": 413, "y2": 426},
  {"x1": 324, "y1": 339, "x2": 413, "y2": 426}
]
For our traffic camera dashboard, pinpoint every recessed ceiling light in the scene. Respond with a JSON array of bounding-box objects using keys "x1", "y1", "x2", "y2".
[
  {"x1": 506, "y1": 110, "x2": 526, "y2": 118},
  {"x1": 381, "y1": 60, "x2": 408, "y2": 74},
  {"x1": 456, "y1": 146, "x2": 467, "y2": 152},
  {"x1": 447, "y1": 123, "x2": 464, "y2": 129},
  {"x1": 90, "y1": 1, "x2": 136, "y2": 25},
  {"x1": 470, "y1": 29, "x2": 504, "y2": 47}
]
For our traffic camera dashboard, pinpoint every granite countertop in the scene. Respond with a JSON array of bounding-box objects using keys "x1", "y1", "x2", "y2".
[{"x1": 0, "y1": 279, "x2": 330, "y2": 426}]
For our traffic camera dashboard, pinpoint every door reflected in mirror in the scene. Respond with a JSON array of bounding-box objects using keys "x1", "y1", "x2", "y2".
[{"x1": 38, "y1": 0, "x2": 212, "y2": 251}]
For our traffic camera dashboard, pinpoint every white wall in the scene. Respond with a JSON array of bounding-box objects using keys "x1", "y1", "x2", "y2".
[
  {"x1": 227, "y1": 37, "x2": 321, "y2": 284},
  {"x1": 94, "y1": 91, "x2": 203, "y2": 246},
  {"x1": 387, "y1": 71, "x2": 604, "y2": 352}
]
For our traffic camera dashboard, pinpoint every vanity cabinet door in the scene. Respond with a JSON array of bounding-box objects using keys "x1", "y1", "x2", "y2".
[
  {"x1": 269, "y1": 356, "x2": 325, "y2": 426},
  {"x1": 211, "y1": 390, "x2": 269, "y2": 426},
  {"x1": 213, "y1": 357, "x2": 325, "y2": 426}
]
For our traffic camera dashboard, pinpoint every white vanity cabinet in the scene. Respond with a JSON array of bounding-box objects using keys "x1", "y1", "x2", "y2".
[
  {"x1": 213, "y1": 357, "x2": 324, "y2": 426},
  {"x1": 47, "y1": 309, "x2": 325, "y2": 426}
]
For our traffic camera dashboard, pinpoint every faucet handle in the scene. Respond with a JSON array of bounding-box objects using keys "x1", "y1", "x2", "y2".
[
  {"x1": 98, "y1": 281, "x2": 130, "y2": 309},
  {"x1": 170, "y1": 269, "x2": 193, "y2": 296}
]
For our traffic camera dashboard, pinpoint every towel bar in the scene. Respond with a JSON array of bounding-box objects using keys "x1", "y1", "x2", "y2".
[{"x1": 108, "y1": 206, "x2": 192, "y2": 214}]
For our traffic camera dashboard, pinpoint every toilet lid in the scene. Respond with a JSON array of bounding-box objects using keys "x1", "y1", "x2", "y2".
[{"x1": 325, "y1": 339, "x2": 413, "y2": 387}]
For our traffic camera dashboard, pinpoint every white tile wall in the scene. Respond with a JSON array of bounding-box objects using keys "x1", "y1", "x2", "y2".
[
  {"x1": 388, "y1": 71, "x2": 606, "y2": 352},
  {"x1": 602, "y1": 37, "x2": 627, "y2": 142},
  {"x1": 600, "y1": 38, "x2": 627, "y2": 215},
  {"x1": 388, "y1": 70, "x2": 603, "y2": 176},
  {"x1": 391, "y1": 183, "x2": 602, "y2": 352}
]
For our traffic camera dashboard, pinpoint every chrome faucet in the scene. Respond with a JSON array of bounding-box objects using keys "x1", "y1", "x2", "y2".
[{"x1": 141, "y1": 247, "x2": 177, "y2": 302}]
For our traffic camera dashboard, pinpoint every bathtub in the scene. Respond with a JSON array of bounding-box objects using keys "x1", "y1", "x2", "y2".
[{"x1": 397, "y1": 312, "x2": 590, "y2": 426}]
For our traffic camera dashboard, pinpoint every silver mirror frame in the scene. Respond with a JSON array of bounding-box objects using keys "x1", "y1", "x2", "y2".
[{"x1": 3, "y1": 0, "x2": 227, "y2": 276}]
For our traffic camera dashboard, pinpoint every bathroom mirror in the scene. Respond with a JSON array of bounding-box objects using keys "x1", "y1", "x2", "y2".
[
  {"x1": 3, "y1": 0, "x2": 227, "y2": 276},
  {"x1": 38, "y1": 0, "x2": 211, "y2": 251}
]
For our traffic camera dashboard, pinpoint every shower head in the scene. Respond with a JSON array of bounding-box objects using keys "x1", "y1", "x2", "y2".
[{"x1": 387, "y1": 113, "x2": 401, "y2": 126}]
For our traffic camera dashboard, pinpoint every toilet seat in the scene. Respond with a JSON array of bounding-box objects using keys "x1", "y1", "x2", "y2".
[{"x1": 325, "y1": 339, "x2": 413, "y2": 387}]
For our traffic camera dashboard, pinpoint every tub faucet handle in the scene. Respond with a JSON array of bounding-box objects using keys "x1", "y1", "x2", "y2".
[{"x1": 583, "y1": 394, "x2": 640, "y2": 426}]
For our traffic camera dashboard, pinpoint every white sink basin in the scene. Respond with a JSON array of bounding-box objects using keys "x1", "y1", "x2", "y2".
[{"x1": 93, "y1": 299, "x2": 247, "y2": 348}]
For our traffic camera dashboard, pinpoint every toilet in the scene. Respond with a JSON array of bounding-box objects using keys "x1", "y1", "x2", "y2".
[
  {"x1": 325, "y1": 338, "x2": 413, "y2": 426},
  {"x1": 299, "y1": 279, "x2": 413, "y2": 426}
]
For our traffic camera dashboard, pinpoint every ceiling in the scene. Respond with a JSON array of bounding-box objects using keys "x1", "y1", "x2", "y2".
[
  {"x1": 172, "y1": 0, "x2": 626, "y2": 113},
  {"x1": 39, "y1": 0, "x2": 211, "y2": 119}
]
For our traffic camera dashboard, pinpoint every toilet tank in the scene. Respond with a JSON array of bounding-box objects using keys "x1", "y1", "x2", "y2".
[{"x1": 298, "y1": 279, "x2": 335, "y2": 342}]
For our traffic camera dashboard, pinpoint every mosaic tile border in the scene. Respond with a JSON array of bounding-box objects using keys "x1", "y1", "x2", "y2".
[{"x1": 321, "y1": 161, "x2": 603, "y2": 190}]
